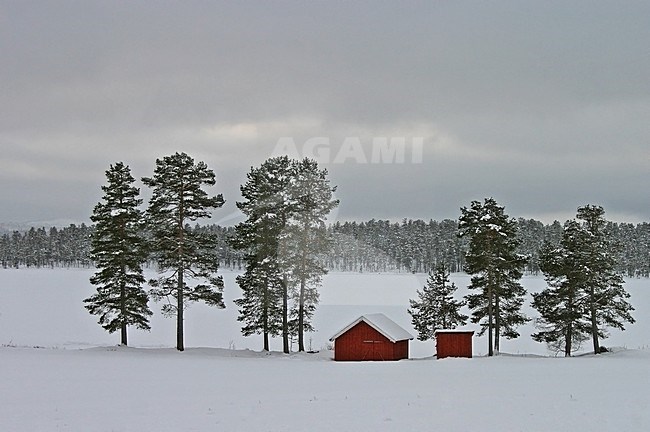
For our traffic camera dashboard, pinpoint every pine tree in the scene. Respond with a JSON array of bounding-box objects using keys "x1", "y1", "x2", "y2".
[
  {"x1": 576, "y1": 205, "x2": 635, "y2": 354},
  {"x1": 283, "y1": 158, "x2": 338, "y2": 352},
  {"x1": 532, "y1": 207, "x2": 635, "y2": 355},
  {"x1": 458, "y1": 198, "x2": 529, "y2": 356},
  {"x1": 232, "y1": 156, "x2": 294, "y2": 352},
  {"x1": 233, "y1": 157, "x2": 338, "y2": 353},
  {"x1": 84, "y1": 162, "x2": 151, "y2": 345},
  {"x1": 142, "y1": 152, "x2": 225, "y2": 351},
  {"x1": 233, "y1": 258, "x2": 284, "y2": 346},
  {"x1": 408, "y1": 265, "x2": 467, "y2": 341},
  {"x1": 532, "y1": 223, "x2": 591, "y2": 356}
]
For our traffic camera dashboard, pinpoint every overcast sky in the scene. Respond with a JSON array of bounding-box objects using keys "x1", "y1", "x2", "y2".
[{"x1": 1, "y1": 1, "x2": 649, "y2": 226}]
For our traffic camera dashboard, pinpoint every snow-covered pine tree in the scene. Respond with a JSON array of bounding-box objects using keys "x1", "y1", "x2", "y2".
[
  {"x1": 142, "y1": 152, "x2": 225, "y2": 352},
  {"x1": 408, "y1": 264, "x2": 467, "y2": 341},
  {"x1": 283, "y1": 158, "x2": 338, "y2": 352},
  {"x1": 233, "y1": 157, "x2": 338, "y2": 353},
  {"x1": 458, "y1": 198, "x2": 529, "y2": 356},
  {"x1": 533, "y1": 207, "x2": 635, "y2": 355},
  {"x1": 532, "y1": 222, "x2": 592, "y2": 356},
  {"x1": 84, "y1": 162, "x2": 151, "y2": 345},
  {"x1": 232, "y1": 156, "x2": 295, "y2": 352},
  {"x1": 576, "y1": 205, "x2": 635, "y2": 354}
]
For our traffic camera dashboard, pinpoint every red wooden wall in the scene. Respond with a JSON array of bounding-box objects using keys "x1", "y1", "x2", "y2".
[
  {"x1": 334, "y1": 321, "x2": 409, "y2": 361},
  {"x1": 435, "y1": 332, "x2": 473, "y2": 359}
]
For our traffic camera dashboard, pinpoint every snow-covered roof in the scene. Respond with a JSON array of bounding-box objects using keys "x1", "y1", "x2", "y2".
[
  {"x1": 329, "y1": 313, "x2": 414, "y2": 343},
  {"x1": 434, "y1": 329, "x2": 475, "y2": 335}
]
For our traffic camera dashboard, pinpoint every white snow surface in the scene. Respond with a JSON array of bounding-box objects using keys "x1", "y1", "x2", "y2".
[
  {"x1": 330, "y1": 313, "x2": 414, "y2": 342},
  {"x1": 0, "y1": 268, "x2": 649, "y2": 431}
]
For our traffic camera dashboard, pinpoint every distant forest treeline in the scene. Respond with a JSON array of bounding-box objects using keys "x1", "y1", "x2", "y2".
[{"x1": 1, "y1": 218, "x2": 649, "y2": 277}]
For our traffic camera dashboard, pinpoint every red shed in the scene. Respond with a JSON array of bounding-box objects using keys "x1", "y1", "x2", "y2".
[
  {"x1": 434, "y1": 330, "x2": 474, "y2": 359},
  {"x1": 330, "y1": 313, "x2": 414, "y2": 361}
]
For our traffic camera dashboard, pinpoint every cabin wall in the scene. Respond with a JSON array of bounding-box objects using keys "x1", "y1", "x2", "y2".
[{"x1": 391, "y1": 340, "x2": 409, "y2": 360}]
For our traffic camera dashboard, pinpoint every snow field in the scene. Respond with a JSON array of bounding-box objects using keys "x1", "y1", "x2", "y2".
[
  {"x1": 1, "y1": 345, "x2": 648, "y2": 431},
  {"x1": 0, "y1": 268, "x2": 648, "y2": 355},
  {"x1": 0, "y1": 268, "x2": 648, "y2": 431}
]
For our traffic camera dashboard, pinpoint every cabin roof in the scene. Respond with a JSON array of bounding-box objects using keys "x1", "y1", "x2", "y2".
[{"x1": 329, "y1": 313, "x2": 414, "y2": 343}]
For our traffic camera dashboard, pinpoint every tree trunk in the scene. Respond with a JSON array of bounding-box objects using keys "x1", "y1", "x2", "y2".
[
  {"x1": 282, "y1": 275, "x2": 289, "y2": 354},
  {"x1": 590, "y1": 287, "x2": 600, "y2": 354},
  {"x1": 565, "y1": 297, "x2": 574, "y2": 357},
  {"x1": 494, "y1": 291, "x2": 500, "y2": 355},
  {"x1": 119, "y1": 221, "x2": 128, "y2": 346},
  {"x1": 120, "y1": 275, "x2": 127, "y2": 346},
  {"x1": 121, "y1": 323, "x2": 128, "y2": 346},
  {"x1": 565, "y1": 322, "x2": 572, "y2": 357},
  {"x1": 176, "y1": 179, "x2": 185, "y2": 352},
  {"x1": 486, "y1": 240, "x2": 495, "y2": 357},
  {"x1": 488, "y1": 282, "x2": 494, "y2": 357},
  {"x1": 177, "y1": 269, "x2": 184, "y2": 351},
  {"x1": 298, "y1": 236, "x2": 308, "y2": 352},
  {"x1": 298, "y1": 277, "x2": 305, "y2": 352},
  {"x1": 263, "y1": 284, "x2": 269, "y2": 352}
]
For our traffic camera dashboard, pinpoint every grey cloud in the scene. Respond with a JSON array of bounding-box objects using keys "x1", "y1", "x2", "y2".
[{"x1": 1, "y1": 1, "x2": 648, "y2": 224}]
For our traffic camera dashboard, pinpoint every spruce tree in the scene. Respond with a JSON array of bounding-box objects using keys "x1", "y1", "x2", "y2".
[
  {"x1": 458, "y1": 198, "x2": 529, "y2": 356},
  {"x1": 408, "y1": 264, "x2": 467, "y2": 341},
  {"x1": 84, "y1": 162, "x2": 151, "y2": 345},
  {"x1": 142, "y1": 152, "x2": 225, "y2": 351}
]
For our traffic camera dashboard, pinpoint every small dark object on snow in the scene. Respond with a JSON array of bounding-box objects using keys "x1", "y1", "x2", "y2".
[{"x1": 599, "y1": 346, "x2": 609, "y2": 353}]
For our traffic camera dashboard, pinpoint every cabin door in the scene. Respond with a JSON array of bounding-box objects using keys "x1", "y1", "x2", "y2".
[{"x1": 363, "y1": 340, "x2": 384, "y2": 360}]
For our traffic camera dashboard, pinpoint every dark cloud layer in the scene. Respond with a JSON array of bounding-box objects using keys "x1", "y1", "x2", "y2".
[{"x1": 1, "y1": 1, "x2": 648, "y2": 224}]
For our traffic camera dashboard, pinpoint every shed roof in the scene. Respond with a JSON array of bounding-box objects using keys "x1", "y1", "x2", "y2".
[
  {"x1": 329, "y1": 313, "x2": 414, "y2": 343},
  {"x1": 434, "y1": 329, "x2": 475, "y2": 335}
]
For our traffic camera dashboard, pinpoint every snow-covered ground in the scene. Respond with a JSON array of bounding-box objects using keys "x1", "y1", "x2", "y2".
[
  {"x1": 1, "y1": 269, "x2": 647, "y2": 356},
  {"x1": 0, "y1": 269, "x2": 648, "y2": 431}
]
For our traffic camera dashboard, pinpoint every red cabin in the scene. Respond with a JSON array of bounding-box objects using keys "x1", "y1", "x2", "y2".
[
  {"x1": 434, "y1": 330, "x2": 474, "y2": 359},
  {"x1": 330, "y1": 313, "x2": 414, "y2": 361}
]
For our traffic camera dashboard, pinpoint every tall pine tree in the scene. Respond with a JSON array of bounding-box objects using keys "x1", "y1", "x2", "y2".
[
  {"x1": 142, "y1": 152, "x2": 225, "y2": 351},
  {"x1": 459, "y1": 198, "x2": 529, "y2": 356},
  {"x1": 84, "y1": 162, "x2": 151, "y2": 345},
  {"x1": 577, "y1": 205, "x2": 634, "y2": 354},
  {"x1": 232, "y1": 156, "x2": 294, "y2": 352},
  {"x1": 532, "y1": 206, "x2": 635, "y2": 355},
  {"x1": 233, "y1": 156, "x2": 338, "y2": 353},
  {"x1": 408, "y1": 264, "x2": 467, "y2": 341},
  {"x1": 283, "y1": 158, "x2": 338, "y2": 352},
  {"x1": 532, "y1": 222, "x2": 591, "y2": 356}
]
